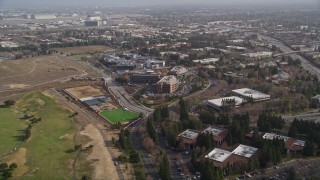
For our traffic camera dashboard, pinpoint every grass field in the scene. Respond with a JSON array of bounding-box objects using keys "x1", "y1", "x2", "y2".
[
  {"x1": 0, "y1": 108, "x2": 26, "y2": 157},
  {"x1": 7, "y1": 92, "x2": 78, "y2": 179},
  {"x1": 100, "y1": 108, "x2": 139, "y2": 123}
]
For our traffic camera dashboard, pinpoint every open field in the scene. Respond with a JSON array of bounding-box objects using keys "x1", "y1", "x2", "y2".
[
  {"x1": 100, "y1": 108, "x2": 139, "y2": 123},
  {"x1": 65, "y1": 86, "x2": 104, "y2": 99},
  {"x1": 2, "y1": 92, "x2": 79, "y2": 179},
  {"x1": 53, "y1": 46, "x2": 114, "y2": 54},
  {"x1": 0, "y1": 108, "x2": 26, "y2": 158},
  {"x1": 0, "y1": 55, "x2": 89, "y2": 92}
]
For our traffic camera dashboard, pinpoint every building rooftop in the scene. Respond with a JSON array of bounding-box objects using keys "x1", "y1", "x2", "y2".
[
  {"x1": 262, "y1": 133, "x2": 290, "y2": 142},
  {"x1": 232, "y1": 88, "x2": 270, "y2": 101},
  {"x1": 205, "y1": 148, "x2": 232, "y2": 162},
  {"x1": 232, "y1": 144, "x2": 258, "y2": 158},
  {"x1": 157, "y1": 75, "x2": 179, "y2": 85},
  {"x1": 202, "y1": 126, "x2": 224, "y2": 136},
  {"x1": 170, "y1": 66, "x2": 188, "y2": 75},
  {"x1": 207, "y1": 96, "x2": 244, "y2": 109},
  {"x1": 293, "y1": 140, "x2": 305, "y2": 147},
  {"x1": 178, "y1": 129, "x2": 199, "y2": 140}
]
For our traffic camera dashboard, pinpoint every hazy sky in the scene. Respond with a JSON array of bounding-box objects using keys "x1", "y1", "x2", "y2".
[{"x1": 0, "y1": 0, "x2": 319, "y2": 8}]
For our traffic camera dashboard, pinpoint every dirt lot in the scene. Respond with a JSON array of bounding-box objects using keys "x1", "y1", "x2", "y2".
[
  {"x1": 81, "y1": 124, "x2": 119, "y2": 180},
  {"x1": 53, "y1": 46, "x2": 114, "y2": 54},
  {"x1": 0, "y1": 55, "x2": 89, "y2": 92},
  {"x1": 65, "y1": 85, "x2": 104, "y2": 99}
]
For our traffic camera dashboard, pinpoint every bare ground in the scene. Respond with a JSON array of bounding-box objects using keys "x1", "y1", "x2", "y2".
[{"x1": 81, "y1": 124, "x2": 119, "y2": 180}]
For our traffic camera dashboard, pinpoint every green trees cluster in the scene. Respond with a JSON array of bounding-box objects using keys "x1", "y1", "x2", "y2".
[
  {"x1": 153, "y1": 106, "x2": 169, "y2": 122},
  {"x1": 158, "y1": 151, "x2": 172, "y2": 180},
  {"x1": 259, "y1": 139, "x2": 285, "y2": 167},
  {"x1": 196, "y1": 133, "x2": 215, "y2": 150},
  {"x1": 116, "y1": 129, "x2": 141, "y2": 164},
  {"x1": 0, "y1": 162, "x2": 17, "y2": 179},
  {"x1": 227, "y1": 113, "x2": 250, "y2": 145},
  {"x1": 257, "y1": 113, "x2": 285, "y2": 132},
  {"x1": 290, "y1": 119, "x2": 320, "y2": 145},
  {"x1": 147, "y1": 118, "x2": 158, "y2": 144},
  {"x1": 199, "y1": 160, "x2": 224, "y2": 180},
  {"x1": 198, "y1": 110, "x2": 229, "y2": 126},
  {"x1": 179, "y1": 97, "x2": 189, "y2": 122}
]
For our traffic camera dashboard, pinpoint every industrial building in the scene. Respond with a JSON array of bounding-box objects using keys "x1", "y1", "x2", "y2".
[{"x1": 156, "y1": 75, "x2": 179, "y2": 94}]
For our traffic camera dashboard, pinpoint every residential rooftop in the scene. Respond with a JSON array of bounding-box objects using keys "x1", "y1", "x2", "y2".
[
  {"x1": 202, "y1": 126, "x2": 224, "y2": 136},
  {"x1": 262, "y1": 132, "x2": 290, "y2": 142},
  {"x1": 157, "y1": 75, "x2": 179, "y2": 85},
  {"x1": 207, "y1": 96, "x2": 244, "y2": 109},
  {"x1": 232, "y1": 88, "x2": 270, "y2": 101},
  {"x1": 205, "y1": 148, "x2": 232, "y2": 163},
  {"x1": 178, "y1": 129, "x2": 199, "y2": 140},
  {"x1": 232, "y1": 144, "x2": 258, "y2": 158}
]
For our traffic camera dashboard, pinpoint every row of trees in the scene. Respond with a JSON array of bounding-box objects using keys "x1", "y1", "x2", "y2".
[
  {"x1": 116, "y1": 130, "x2": 141, "y2": 164},
  {"x1": 158, "y1": 151, "x2": 172, "y2": 180},
  {"x1": 257, "y1": 112, "x2": 285, "y2": 132}
]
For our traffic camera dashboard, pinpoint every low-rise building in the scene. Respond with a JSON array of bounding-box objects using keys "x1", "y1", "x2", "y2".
[
  {"x1": 207, "y1": 96, "x2": 245, "y2": 110},
  {"x1": 205, "y1": 144, "x2": 259, "y2": 170},
  {"x1": 232, "y1": 88, "x2": 270, "y2": 102},
  {"x1": 193, "y1": 58, "x2": 220, "y2": 64},
  {"x1": 177, "y1": 129, "x2": 199, "y2": 149},
  {"x1": 168, "y1": 66, "x2": 188, "y2": 77},
  {"x1": 130, "y1": 72, "x2": 161, "y2": 84},
  {"x1": 156, "y1": 75, "x2": 179, "y2": 93},
  {"x1": 202, "y1": 126, "x2": 228, "y2": 146},
  {"x1": 241, "y1": 52, "x2": 273, "y2": 59},
  {"x1": 263, "y1": 133, "x2": 305, "y2": 154}
]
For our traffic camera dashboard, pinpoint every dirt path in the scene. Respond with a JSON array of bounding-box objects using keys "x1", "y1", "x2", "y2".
[{"x1": 81, "y1": 124, "x2": 119, "y2": 180}]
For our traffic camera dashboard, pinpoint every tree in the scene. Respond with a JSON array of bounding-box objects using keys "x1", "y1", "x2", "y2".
[
  {"x1": 129, "y1": 150, "x2": 140, "y2": 163},
  {"x1": 303, "y1": 140, "x2": 315, "y2": 156},
  {"x1": 9, "y1": 163, "x2": 17, "y2": 170},
  {"x1": 288, "y1": 125, "x2": 298, "y2": 138},
  {"x1": 179, "y1": 97, "x2": 189, "y2": 121},
  {"x1": 4, "y1": 100, "x2": 15, "y2": 107},
  {"x1": 287, "y1": 167, "x2": 297, "y2": 180},
  {"x1": 159, "y1": 153, "x2": 171, "y2": 180}
]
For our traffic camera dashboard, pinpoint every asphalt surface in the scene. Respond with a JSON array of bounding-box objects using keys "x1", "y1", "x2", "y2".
[{"x1": 282, "y1": 111, "x2": 320, "y2": 123}]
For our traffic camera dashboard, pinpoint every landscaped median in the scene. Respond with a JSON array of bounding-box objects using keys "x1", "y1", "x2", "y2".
[{"x1": 99, "y1": 108, "x2": 140, "y2": 124}]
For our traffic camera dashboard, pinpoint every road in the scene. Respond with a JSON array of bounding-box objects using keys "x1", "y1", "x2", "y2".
[
  {"x1": 47, "y1": 89, "x2": 125, "y2": 180},
  {"x1": 216, "y1": 25, "x2": 320, "y2": 81},
  {"x1": 257, "y1": 34, "x2": 320, "y2": 81},
  {"x1": 282, "y1": 112, "x2": 320, "y2": 123}
]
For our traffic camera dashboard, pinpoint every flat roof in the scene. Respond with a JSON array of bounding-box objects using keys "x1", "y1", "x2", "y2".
[
  {"x1": 205, "y1": 148, "x2": 232, "y2": 162},
  {"x1": 157, "y1": 75, "x2": 179, "y2": 85},
  {"x1": 232, "y1": 88, "x2": 270, "y2": 100},
  {"x1": 232, "y1": 144, "x2": 258, "y2": 158},
  {"x1": 262, "y1": 133, "x2": 290, "y2": 142},
  {"x1": 202, "y1": 126, "x2": 224, "y2": 136},
  {"x1": 178, "y1": 129, "x2": 199, "y2": 140},
  {"x1": 170, "y1": 66, "x2": 188, "y2": 75},
  {"x1": 293, "y1": 140, "x2": 305, "y2": 147},
  {"x1": 207, "y1": 96, "x2": 244, "y2": 108}
]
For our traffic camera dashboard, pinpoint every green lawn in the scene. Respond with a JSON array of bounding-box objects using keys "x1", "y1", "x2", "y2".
[
  {"x1": 0, "y1": 108, "x2": 26, "y2": 157},
  {"x1": 13, "y1": 92, "x2": 77, "y2": 179},
  {"x1": 100, "y1": 109, "x2": 139, "y2": 123}
]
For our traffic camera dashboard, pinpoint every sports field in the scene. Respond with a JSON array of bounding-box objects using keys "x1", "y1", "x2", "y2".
[{"x1": 100, "y1": 108, "x2": 139, "y2": 123}]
